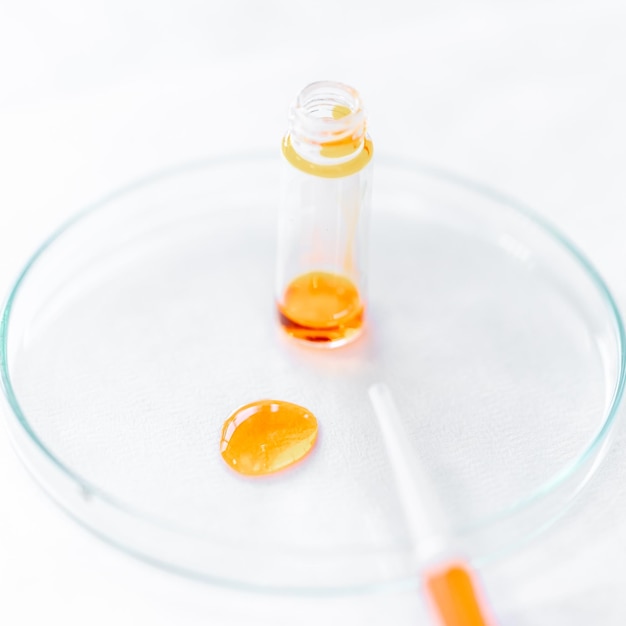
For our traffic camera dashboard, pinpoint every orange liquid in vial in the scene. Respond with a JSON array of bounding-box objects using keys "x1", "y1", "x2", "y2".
[
  {"x1": 220, "y1": 400, "x2": 318, "y2": 476},
  {"x1": 278, "y1": 271, "x2": 364, "y2": 344}
]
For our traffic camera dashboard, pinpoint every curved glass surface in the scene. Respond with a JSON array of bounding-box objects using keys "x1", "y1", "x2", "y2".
[{"x1": 1, "y1": 155, "x2": 623, "y2": 594}]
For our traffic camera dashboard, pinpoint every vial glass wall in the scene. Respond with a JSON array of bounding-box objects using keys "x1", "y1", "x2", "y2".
[{"x1": 276, "y1": 81, "x2": 373, "y2": 347}]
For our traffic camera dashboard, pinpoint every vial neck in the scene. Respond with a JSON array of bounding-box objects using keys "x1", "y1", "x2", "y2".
[{"x1": 284, "y1": 81, "x2": 370, "y2": 173}]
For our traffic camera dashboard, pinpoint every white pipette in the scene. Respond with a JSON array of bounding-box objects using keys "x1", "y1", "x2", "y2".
[{"x1": 368, "y1": 383, "x2": 495, "y2": 626}]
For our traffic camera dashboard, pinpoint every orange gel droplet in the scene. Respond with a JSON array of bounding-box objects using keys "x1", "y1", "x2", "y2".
[
  {"x1": 278, "y1": 271, "x2": 364, "y2": 345},
  {"x1": 424, "y1": 563, "x2": 491, "y2": 626},
  {"x1": 220, "y1": 400, "x2": 318, "y2": 476}
]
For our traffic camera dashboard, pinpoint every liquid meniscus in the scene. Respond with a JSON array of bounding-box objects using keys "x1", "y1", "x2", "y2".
[
  {"x1": 220, "y1": 400, "x2": 318, "y2": 476},
  {"x1": 278, "y1": 271, "x2": 364, "y2": 345}
]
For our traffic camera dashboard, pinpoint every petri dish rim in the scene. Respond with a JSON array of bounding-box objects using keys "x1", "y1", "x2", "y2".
[{"x1": 1, "y1": 152, "x2": 624, "y2": 594}]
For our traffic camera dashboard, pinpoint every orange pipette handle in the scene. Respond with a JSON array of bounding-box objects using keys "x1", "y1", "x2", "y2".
[{"x1": 424, "y1": 561, "x2": 494, "y2": 626}]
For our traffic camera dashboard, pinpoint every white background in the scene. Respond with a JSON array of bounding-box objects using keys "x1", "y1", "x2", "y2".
[{"x1": 1, "y1": 1, "x2": 626, "y2": 623}]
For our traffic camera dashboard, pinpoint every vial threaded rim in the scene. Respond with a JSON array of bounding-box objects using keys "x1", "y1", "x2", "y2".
[{"x1": 287, "y1": 81, "x2": 368, "y2": 167}]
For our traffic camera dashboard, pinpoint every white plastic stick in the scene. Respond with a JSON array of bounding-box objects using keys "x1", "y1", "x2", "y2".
[{"x1": 368, "y1": 383, "x2": 449, "y2": 564}]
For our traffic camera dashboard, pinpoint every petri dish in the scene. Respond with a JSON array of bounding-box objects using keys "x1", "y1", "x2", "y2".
[{"x1": 0, "y1": 155, "x2": 623, "y2": 594}]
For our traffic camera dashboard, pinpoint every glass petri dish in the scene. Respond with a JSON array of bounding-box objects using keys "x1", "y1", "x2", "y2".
[{"x1": 1, "y1": 155, "x2": 623, "y2": 594}]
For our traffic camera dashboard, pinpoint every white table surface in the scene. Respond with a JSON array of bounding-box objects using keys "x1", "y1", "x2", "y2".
[{"x1": 2, "y1": 1, "x2": 626, "y2": 623}]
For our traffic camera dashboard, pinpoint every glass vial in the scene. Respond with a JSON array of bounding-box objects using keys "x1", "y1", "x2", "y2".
[{"x1": 276, "y1": 81, "x2": 373, "y2": 348}]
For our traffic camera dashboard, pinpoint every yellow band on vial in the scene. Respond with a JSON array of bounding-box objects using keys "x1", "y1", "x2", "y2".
[{"x1": 282, "y1": 135, "x2": 374, "y2": 179}]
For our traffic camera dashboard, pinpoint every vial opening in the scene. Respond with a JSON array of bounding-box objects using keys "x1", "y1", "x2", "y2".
[
  {"x1": 287, "y1": 81, "x2": 367, "y2": 166},
  {"x1": 295, "y1": 81, "x2": 362, "y2": 121}
]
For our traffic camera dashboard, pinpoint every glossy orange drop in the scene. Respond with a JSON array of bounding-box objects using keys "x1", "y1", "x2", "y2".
[
  {"x1": 424, "y1": 562, "x2": 491, "y2": 626},
  {"x1": 278, "y1": 271, "x2": 364, "y2": 345},
  {"x1": 220, "y1": 400, "x2": 318, "y2": 476}
]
